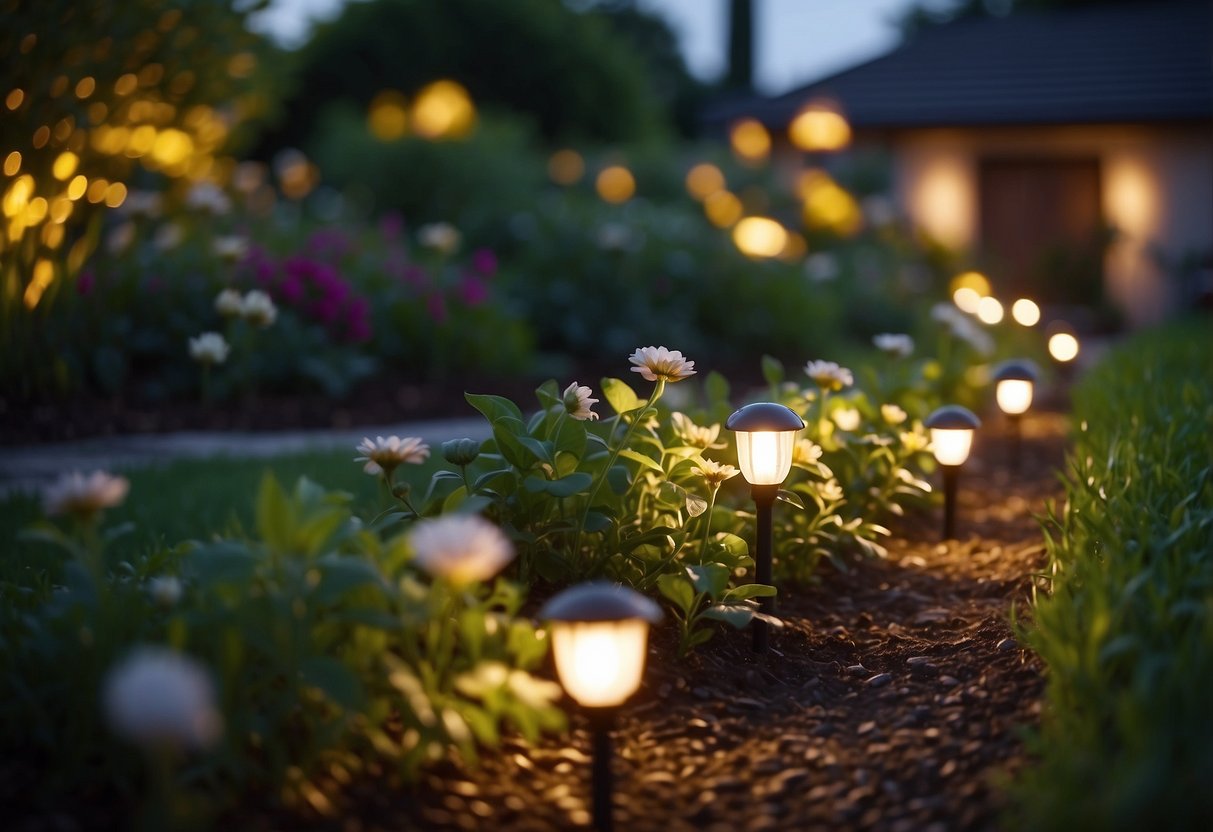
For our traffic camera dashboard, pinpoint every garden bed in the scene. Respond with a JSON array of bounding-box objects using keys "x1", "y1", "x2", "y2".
[{"x1": 252, "y1": 411, "x2": 1066, "y2": 831}]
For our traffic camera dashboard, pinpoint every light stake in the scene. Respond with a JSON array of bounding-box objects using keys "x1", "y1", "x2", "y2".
[
  {"x1": 924, "y1": 405, "x2": 981, "y2": 540},
  {"x1": 726, "y1": 402, "x2": 805, "y2": 653},
  {"x1": 992, "y1": 359, "x2": 1038, "y2": 470},
  {"x1": 540, "y1": 583, "x2": 661, "y2": 832}
]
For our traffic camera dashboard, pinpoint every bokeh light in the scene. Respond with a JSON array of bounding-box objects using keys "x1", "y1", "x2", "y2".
[
  {"x1": 1011, "y1": 298, "x2": 1041, "y2": 326},
  {"x1": 732, "y1": 216, "x2": 788, "y2": 258},
  {"x1": 953, "y1": 286, "x2": 982, "y2": 313},
  {"x1": 976, "y1": 296, "x2": 1004, "y2": 324},
  {"x1": 548, "y1": 149, "x2": 584, "y2": 185},
  {"x1": 703, "y1": 190, "x2": 743, "y2": 228},
  {"x1": 730, "y1": 118, "x2": 770, "y2": 164},
  {"x1": 799, "y1": 169, "x2": 862, "y2": 236},
  {"x1": 950, "y1": 270, "x2": 991, "y2": 298},
  {"x1": 1049, "y1": 332, "x2": 1080, "y2": 362},
  {"x1": 367, "y1": 90, "x2": 409, "y2": 141},
  {"x1": 685, "y1": 163, "x2": 725, "y2": 201},
  {"x1": 411, "y1": 80, "x2": 475, "y2": 139},
  {"x1": 596, "y1": 165, "x2": 635, "y2": 204},
  {"x1": 788, "y1": 100, "x2": 851, "y2": 152}
]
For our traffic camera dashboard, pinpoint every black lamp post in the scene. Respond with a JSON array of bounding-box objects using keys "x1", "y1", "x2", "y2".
[
  {"x1": 540, "y1": 583, "x2": 661, "y2": 832},
  {"x1": 725, "y1": 402, "x2": 804, "y2": 653},
  {"x1": 992, "y1": 359, "x2": 1038, "y2": 470},
  {"x1": 924, "y1": 405, "x2": 981, "y2": 540}
]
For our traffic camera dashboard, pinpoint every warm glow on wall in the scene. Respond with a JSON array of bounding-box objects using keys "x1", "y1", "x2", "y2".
[
  {"x1": 704, "y1": 190, "x2": 742, "y2": 228},
  {"x1": 596, "y1": 165, "x2": 635, "y2": 204},
  {"x1": 411, "y1": 80, "x2": 476, "y2": 139},
  {"x1": 367, "y1": 90, "x2": 409, "y2": 141},
  {"x1": 732, "y1": 216, "x2": 788, "y2": 259},
  {"x1": 1011, "y1": 298, "x2": 1041, "y2": 326},
  {"x1": 788, "y1": 101, "x2": 851, "y2": 152},
  {"x1": 685, "y1": 163, "x2": 725, "y2": 201},
  {"x1": 548, "y1": 149, "x2": 584, "y2": 185},
  {"x1": 730, "y1": 118, "x2": 770, "y2": 164},
  {"x1": 1105, "y1": 157, "x2": 1159, "y2": 240},
  {"x1": 910, "y1": 154, "x2": 973, "y2": 248}
]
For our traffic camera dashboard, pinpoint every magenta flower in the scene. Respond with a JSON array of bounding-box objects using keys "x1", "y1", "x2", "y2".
[
  {"x1": 427, "y1": 293, "x2": 448, "y2": 323},
  {"x1": 457, "y1": 274, "x2": 489, "y2": 307},
  {"x1": 470, "y1": 248, "x2": 498, "y2": 277}
]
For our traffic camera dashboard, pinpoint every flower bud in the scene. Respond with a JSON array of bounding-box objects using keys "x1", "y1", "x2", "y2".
[{"x1": 442, "y1": 438, "x2": 481, "y2": 467}]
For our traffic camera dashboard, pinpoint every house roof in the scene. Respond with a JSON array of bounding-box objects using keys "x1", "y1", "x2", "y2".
[{"x1": 705, "y1": 0, "x2": 1213, "y2": 130}]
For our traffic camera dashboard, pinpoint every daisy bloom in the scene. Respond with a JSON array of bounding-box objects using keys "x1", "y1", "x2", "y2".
[
  {"x1": 671, "y1": 412, "x2": 726, "y2": 449},
  {"x1": 691, "y1": 458, "x2": 740, "y2": 487},
  {"x1": 793, "y1": 438, "x2": 824, "y2": 465},
  {"x1": 562, "y1": 382, "x2": 599, "y2": 421},
  {"x1": 103, "y1": 647, "x2": 222, "y2": 749},
  {"x1": 213, "y1": 236, "x2": 249, "y2": 264},
  {"x1": 881, "y1": 404, "x2": 908, "y2": 425},
  {"x1": 214, "y1": 288, "x2": 244, "y2": 317},
  {"x1": 873, "y1": 333, "x2": 914, "y2": 358},
  {"x1": 629, "y1": 346, "x2": 696, "y2": 383},
  {"x1": 240, "y1": 290, "x2": 277, "y2": 328},
  {"x1": 900, "y1": 428, "x2": 930, "y2": 454},
  {"x1": 42, "y1": 470, "x2": 130, "y2": 518},
  {"x1": 820, "y1": 479, "x2": 845, "y2": 503},
  {"x1": 189, "y1": 332, "x2": 230, "y2": 365},
  {"x1": 832, "y1": 407, "x2": 862, "y2": 432},
  {"x1": 355, "y1": 436, "x2": 430, "y2": 477},
  {"x1": 407, "y1": 514, "x2": 515, "y2": 586},
  {"x1": 418, "y1": 222, "x2": 461, "y2": 255},
  {"x1": 804, "y1": 360, "x2": 853, "y2": 392}
]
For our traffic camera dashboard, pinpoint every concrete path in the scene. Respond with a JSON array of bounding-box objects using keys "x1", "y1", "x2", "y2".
[{"x1": 0, "y1": 418, "x2": 492, "y2": 498}]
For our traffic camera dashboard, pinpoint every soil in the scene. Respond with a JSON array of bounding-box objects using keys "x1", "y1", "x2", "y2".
[{"x1": 264, "y1": 410, "x2": 1068, "y2": 832}]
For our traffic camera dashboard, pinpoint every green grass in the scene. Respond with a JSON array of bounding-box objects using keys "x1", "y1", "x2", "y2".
[
  {"x1": 0, "y1": 449, "x2": 441, "y2": 584},
  {"x1": 1011, "y1": 318, "x2": 1213, "y2": 830}
]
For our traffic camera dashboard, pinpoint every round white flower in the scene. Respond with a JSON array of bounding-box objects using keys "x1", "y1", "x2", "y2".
[
  {"x1": 562, "y1": 382, "x2": 599, "y2": 421},
  {"x1": 804, "y1": 252, "x2": 840, "y2": 282},
  {"x1": 690, "y1": 458, "x2": 739, "y2": 487},
  {"x1": 417, "y1": 222, "x2": 461, "y2": 255},
  {"x1": 240, "y1": 290, "x2": 277, "y2": 328},
  {"x1": 42, "y1": 470, "x2": 129, "y2": 517},
  {"x1": 354, "y1": 435, "x2": 430, "y2": 476},
  {"x1": 407, "y1": 514, "x2": 515, "y2": 586},
  {"x1": 881, "y1": 404, "x2": 908, "y2": 425},
  {"x1": 805, "y1": 360, "x2": 853, "y2": 392},
  {"x1": 213, "y1": 236, "x2": 249, "y2": 264},
  {"x1": 103, "y1": 647, "x2": 222, "y2": 749},
  {"x1": 148, "y1": 576, "x2": 183, "y2": 607},
  {"x1": 628, "y1": 345, "x2": 696, "y2": 383},
  {"x1": 153, "y1": 222, "x2": 184, "y2": 252},
  {"x1": 214, "y1": 288, "x2": 244, "y2": 317},
  {"x1": 832, "y1": 407, "x2": 862, "y2": 432},
  {"x1": 189, "y1": 332, "x2": 230, "y2": 365},
  {"x1": 873, "y1": 333, "x2": 914, "y2": 358},
  {"x1": 185, "y1": 182, "x2": 231, "y2": 215}
]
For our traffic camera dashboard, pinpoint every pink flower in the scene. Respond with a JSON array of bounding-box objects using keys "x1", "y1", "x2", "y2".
[
  {"x1": 379, "y1": 212, "x2": 405, "y2": 240},
  {"x1": 457, "y1": 274, "x2": 489, "y2": 306},
  {"x1": 470, "y1": 248, "x2": 497, "y2": 277}
]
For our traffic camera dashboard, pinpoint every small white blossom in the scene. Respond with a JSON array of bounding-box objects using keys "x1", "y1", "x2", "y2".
[
  {"x1": 213, "y1": 236, "x2": 249, "y2": 264},
  {"x1": 239, "y1": 290, "x2": 277, "y2": 328},
  {"x1": 105, "y1": 222, "x2": 136, "y2": 255},
  {"x1": 862, "y1": 195, "x2": 896, "y2": 227},
  {"x1": 628, "y1": 345, "x2": 696, "y2": 383},
  {"x1": 873, "y1": 333, "x2": 914, "y2": 358},
  {"x1": 805, "y1": 360, "x2": 853, "y2": 392},
  {"x1": 189, "y1": 332, "x2": 230, "y2": 365},
  {"x1": 562, "y1": 382, "x2": 599, "y2": 421},
  {"x1": 148, "y1": 576, "x2": 183, "y2": 607},
  {"x1": 418, "y1": 222, "x2": 461, "y2": 255},
  {"x1": 185, "y1": 182, "x2": 231, "y2": 215},
  {"x1": 42, "y1": 470, "x2": 129, "y2": 517},
  {"x1": 832, "y1": 407, "x2": 862, "y2": 432},
  {"x1": 690, "y1": 458, "x2": 739, "y2": 487},
  {"x1": 408, "y1": 514, "x2": 515, "y2": 586},
  {"x1": 354, "y1": 435, "x2": 430, "y2": 477},
  {"x1": 793, "y1": 439, "x2": 824, "y2": 465},
  {"x1": 901, "y1": 428, "x2": 930, "y2": 454},
  {"x1": 671, "y1": 412, "x2": 726, "y2": 449},
  {"x1": 103, "y1": 647, "x2": 222, "y2": 749},
  {"x1": 881, "y1": 404, "x2": 908, "y2": 425},
  {"x1": 595, "y1": 222, "x2": 638, "y2": 252},
  {"x1": 820, "y1": 479, "x2": 845, "y2": 502},
  {"x1": 214, "y1": 289, "x2": 244, "y2": 317},
  {"x1": 804, "y1": 252, "x2": 840, "y2": 282},
  {"x1": 153, "y1": 222, "x2": 184, "y2": 251},
  {"x1": 120, "y1": 190, "x2": 163, "y2": 218}
]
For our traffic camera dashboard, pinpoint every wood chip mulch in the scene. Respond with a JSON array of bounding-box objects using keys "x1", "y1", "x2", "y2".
[{"x1": 272, "y1": 410, "x2": 1068, "y2": 832}]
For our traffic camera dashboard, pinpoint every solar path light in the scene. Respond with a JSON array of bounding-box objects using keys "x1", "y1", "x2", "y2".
[{"x1": 924, "y1": 405, "x2": 981, "y2": 540}]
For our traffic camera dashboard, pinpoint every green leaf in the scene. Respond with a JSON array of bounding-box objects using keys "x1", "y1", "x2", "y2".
[
  {"x1": 523, "y1": 472, "x2": 593, "y2": 498},
  {"x1": 186, "y1": 541, "x2": 259, "y2": 587},
  {"x1": 551, "y1": 416, "x2": 587, "y2": 459},
  {"x1": 601, "y1": 377, "x2": 641, "y2": 415},
  {"x1": 761, "y1": 354, "x2": 785, "y2": 387},
  {"x1": 705, "y1": 370, "x2": 730, "y2": 404},
  {"x1": 299, "y1": 655, "x2": 364, "y2": 711},
  {"x1": 311, "y1": 556, "x2": 385, "y2": 605},
  {"x1": 724, "y1": 583, "x2": 778, "y2": 601},
  {"x1": 583, "y1": 511, "x2": 614, "y2": 533},
  {"x1": 465, "y1": 392, "x2": 524, "y2": 425},
  {"x1": 607, "y1": 464, "x2": 631, "y2": 495},
  {"x1": 255, "y1": 472, "x2": 294, "y2": 552},
  {"x1": 618, "y1": 448, "x2": 664, "y2": 473},
  {"x1": 713, "y1": 532, "x2": 750, "y2": 558},
  {"x1": 777, "y1": 490, "x2": 806, "y2": 510},
  {"x1": 535, "y1": 379, "x2": 562, "y2": 411},
  {"x1": 656, "y1": 573, "x2": 696, "y2": 615},
  {"x1": 492, "y1": 419, "x2": 539, "y2": 469},
  {"x1": 472, "y1": 468, "x2": 515, "y2": 493},
  {"x1": 686, "y1": 563, "x2": 730, "y2": 599},
  {"x1": 702, "y1": 604, "x2": 755, "y2": 629}
]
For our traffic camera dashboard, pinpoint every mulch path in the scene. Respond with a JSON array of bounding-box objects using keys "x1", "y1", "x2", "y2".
[{"x1": 277, "y1": 410, "x2": 1068, "y2": 831}]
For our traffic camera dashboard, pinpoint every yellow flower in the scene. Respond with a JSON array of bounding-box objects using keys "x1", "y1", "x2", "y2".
[
  {"x1": 832, "y1": 407, "x2": 861, "y2": 432},
  {"x1": 793, "y1": 438, "x2": 824, "y2": 465},
  {"x1": 671, "y1": 412, "x2": 726, "y2": 449},
  {"x1": 628, "y1": 345, "x2": 696, "y2": 383},
  {"x1": 691, "y1": 458, "x2": 740, "y2": 487},
  {"x1": 881, "y1": 404, "x2": 908, "y2": 425},
  {"x1": 900, "y1": 427, "x2": 930, "y2": 454}
]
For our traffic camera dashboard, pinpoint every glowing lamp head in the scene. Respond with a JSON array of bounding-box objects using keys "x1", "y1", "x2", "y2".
[
  {"x1": 726, "y1": 402, "x2": 805, "y2": 486},
  {"x1": 992, "y1": 359, "x2": 1038, "y2": 416},
  {"x1": 540, "y1": 583, "x2": 661, "y2": 710},
  {"x1": 924, "y1": 405, "x2": 981, "y2": 467}
]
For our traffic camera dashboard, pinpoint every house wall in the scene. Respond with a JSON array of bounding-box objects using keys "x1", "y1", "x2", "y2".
[{"x1": 889, "y1": 125, "x2": 1213, "y2": 326}]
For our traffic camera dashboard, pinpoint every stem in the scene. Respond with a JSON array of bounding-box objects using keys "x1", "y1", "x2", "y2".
[{"x1": 696, "y1": 485, "x2": 720, "y2": 562}]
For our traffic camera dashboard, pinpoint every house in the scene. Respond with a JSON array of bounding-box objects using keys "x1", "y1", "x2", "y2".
[{"x1": 706, "y1": 0, "x2": 1213, "y2": 326}]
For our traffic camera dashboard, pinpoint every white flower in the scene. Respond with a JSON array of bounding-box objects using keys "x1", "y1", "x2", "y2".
[
  {"x1": 873, "y1": 333, "x2": 914, "y2": 358},
  {"x1": 832, "y1": 407, "x2": 861, "y2": 432},
  {"x1": 900, "y1": 428, "x2": 930, "y2": 454},
  {"x1": 239, "y1": 290, "x2": 277, "y2": 327},
  {"x1": 354, "y1": 435, "x2": 430, "y2": 476},
  {"x1": 881, "y1": 404, "x2": 908, "y2": 425},
  {"x1": 595, "y1": 222, "x2": 637, "y2": 252},
  {"x1": 189, "y1": 332, "x2": 230, "y2": 365},
  {"x1": 407, "y1": 514, "x2": 515, "y2": 586},
  {"x1": 820, "y1": 479, "x2": 845, "y2": 502},
  {"x1": 42, "y1": 470, "x2": 129, "y2": 517},
  {"x1": 213, "y1": 236, "x2": 248, "y2": 264},
  {"x1": 793, "y1": 438, "x2": 824, "y2": 465},
  {"x1": 804, "y1": 252, "x2": 840, "y2": 282},
  {"x1": 690, "y1": 458, "x2": 739, "y2": 487},
  {"x1": 418, "y1": 222, "x2": 461, "y2": 255},
  {"x1": 232, "y1": 161, "x2": 266, "y2": 195},
  {"x1": 153, "y1": 222, "x2": 184, "y2": 251},
  {"x1": 628, "y1": 345, "x2": 696, "y2": 383},
  {"x1": 120, "y1": 190, "x2": 163, "y2": 218},
  {"x1": 103, "y1": 647, "x2": 222, "y2": 749},
  {"x1": 148, "y1": 576, "x2": 183, "y2": 607},
  {"x1": 805, "y1": 360, "x2": 853, "y2": 392},
  {"x1": 562, "y1": 382, "x2": 599, "y2": 421},
  {"x1": 185, "y1": 182, "x2": 231, "y2": 215},
  {"x1": 671, "y1": 412, "x2": 726, "y2": 449},
  {"x1": 214, "y1": 288, "x2": 244, "y2": 317},
  {"x1": 931, "y1": 304, "x2": 993, "y2": 354},
  {"x1": 105, "y1": 222, "x2": 136, "y2": 255}
]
